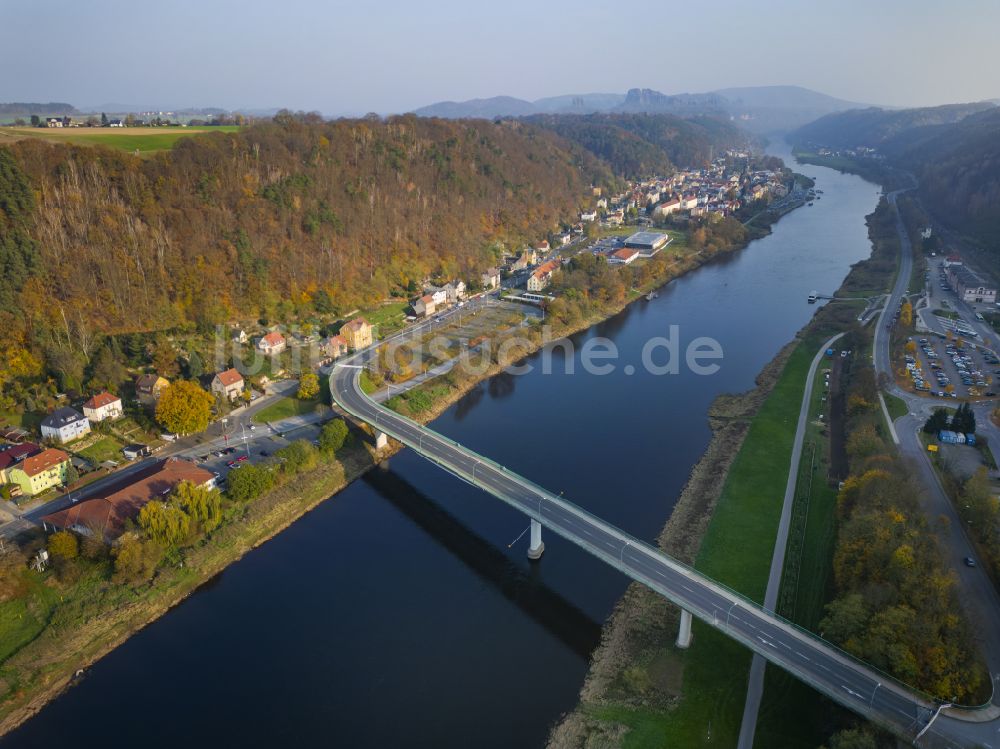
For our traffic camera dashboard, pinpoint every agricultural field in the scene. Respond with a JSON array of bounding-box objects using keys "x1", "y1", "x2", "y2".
[{"x1": 0, "y1": 125, "x2": 241, "y2": 154}]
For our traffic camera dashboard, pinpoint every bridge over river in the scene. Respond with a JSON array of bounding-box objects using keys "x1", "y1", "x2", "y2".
[{"x1": 331, "y1": 329, "x2": 1000, "y2": 749}]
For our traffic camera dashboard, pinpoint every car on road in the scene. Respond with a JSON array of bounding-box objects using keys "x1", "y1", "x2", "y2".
[
  {"x1": 964, "y1": 557, "x2": 977, "y2": 568},
  {"x1": 227, "y1": 460, "x2": 237, "y2": 467},
  {"x1": 237, "y1": 455, "x2": 248, "y2": 462}
]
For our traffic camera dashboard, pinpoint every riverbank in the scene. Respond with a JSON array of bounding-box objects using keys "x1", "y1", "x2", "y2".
[{"x1": 0, "y1": 208, "x2": 782, "y2": 737}]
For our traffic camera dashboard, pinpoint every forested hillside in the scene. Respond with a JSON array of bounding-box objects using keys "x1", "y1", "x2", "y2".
[
  {"x1": 792, "y1": 103, "x2": 993, "y2": 149},
  {"x1": 793, "y1": 103, "x2": 1000, "y2": 249},
  {"x1": 526, "y1": 113, "x2": 749, "y2": 177},
  {"x1": 898, "y1": 108, "x2": 1000, "y2": 246},
  {"x1": 0, "y1": 114, "x2": 614, "y2": 352}
]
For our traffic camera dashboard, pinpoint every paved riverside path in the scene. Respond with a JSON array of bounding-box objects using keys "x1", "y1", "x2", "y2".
[{"x1": 736, "y1": 332, "x2": 844, "y2": 749}]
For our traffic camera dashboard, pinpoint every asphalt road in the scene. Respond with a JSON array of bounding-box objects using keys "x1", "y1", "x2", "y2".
[
  {"x1": 878, "y1": 189, "x2": 1000, "y2": 691},
  {"x1": 331, "y1": 332, "x2": 1000, "y2": 746}
]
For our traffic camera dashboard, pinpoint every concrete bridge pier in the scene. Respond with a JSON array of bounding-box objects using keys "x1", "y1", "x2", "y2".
[
  {"x1": 527, "y1": 518, "x2": 545, "y2": 560},
  {"x1": 676, "y1": 608, "x2": 693, "y2": 649},
  {"x1": 374, "y1": 430, "x2": 388, "y2": 450}
]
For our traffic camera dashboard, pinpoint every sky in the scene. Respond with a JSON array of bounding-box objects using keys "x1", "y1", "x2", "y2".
[{"x1": 3, "y1": 0, "x2": 999, "y2": 115}]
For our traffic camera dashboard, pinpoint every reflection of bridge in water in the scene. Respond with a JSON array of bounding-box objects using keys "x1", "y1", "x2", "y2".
[
  {"x1": 331, "y1": 313, "x2": 999, "y2": 747},
  {"x1": 363, "y1": 467, "x2": 601, "y2": 659}
]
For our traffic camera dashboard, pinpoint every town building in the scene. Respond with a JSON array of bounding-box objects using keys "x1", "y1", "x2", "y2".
[
  {"x1": 257, "y1": 331, "x2": 287, "y2": 355},
  {"x1": 340, "y1": 317, "x2": 373, "y2": 350},
  {"x1": 82, "y1": 392, "x2": 123, "y2": 423},
  {"x1": 528, "y1": 260, "x2": 560, "y2": 292},
  {"x1": 481, "y1": 268, "x2": 501, "y2": 290},
  {"x1": 7, "y1": 448, "x2": 70, "y2": 496},
  {"x1": 211, "y1": 368, "x2": 245, "y2": 401},
  {"x1": 135, "y1": 374, "x2": 170, "y2": 403},
  {"x1": 321, "y1": 334, "x2": 349, "y2": 360},
  {"x1": 0, "y1": 442, "x2": 41, "y2": 486},
  {"x1": 608, "y1": 248, "x2": 640, "y2": 265},
  {"x1": 40, "y1": 407, "x2": 91, "y2": 444},
  {"x1": 41, "y1": 457, "x2": 216, "y2": 539},
  {"x1": 413, "y1": 294, "x2": 436, "y2": 318},
  {"x1": 231, "y1": 329, "x2": 248, "y2": 344},
  {"x1": 624, "y1": 231, "x2": 670, "y2": 256},
  {"x1": 945, "y1": 265, "x2": 997, "y2": 304}
]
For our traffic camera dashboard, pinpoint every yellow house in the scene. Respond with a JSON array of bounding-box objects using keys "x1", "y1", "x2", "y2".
[
  {"x1": 7, "y1": 448, "x2": 70, "y2": 496},
  {"x1": 340, "y1": 317, "x2": 373, "y2": 350}
]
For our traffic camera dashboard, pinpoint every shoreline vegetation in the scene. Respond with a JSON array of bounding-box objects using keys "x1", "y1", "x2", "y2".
[{"x1": 0, "y1": 195, "x2": 776, "y2": 737}]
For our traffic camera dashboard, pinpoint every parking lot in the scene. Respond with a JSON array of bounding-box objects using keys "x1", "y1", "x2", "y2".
[
  {"x1": 904, "y1": 332, "x2": 998, "y2": 400},
  {"x1": 191, "y1": 420, "x2": 324, "y2": 489}
]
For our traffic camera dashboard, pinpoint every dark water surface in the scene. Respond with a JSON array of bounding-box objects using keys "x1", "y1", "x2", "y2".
[{"x1": 4, "y1": 143, "x2": 880, "y2": 748}]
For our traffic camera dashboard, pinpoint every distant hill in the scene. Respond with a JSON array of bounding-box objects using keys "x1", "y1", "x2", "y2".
[
  {"x1": 526, "y1": 113, "x2": 749, "y2": 177},
  {"x1": 412, "y1": 85, "x2": 865, "y2": 133},
  {"x1": 0, "y1": 102, "x2": 78, "y2": 116},
  {"x1": 712, "y1": 85, "x2": 866, "y2": 133},
  {"x1": 413, "y1": 96, "x2": 539, "y2": 119},
  {"x1": 615, "y1": 89, "x2": 728, "y2": 114},
  {"x1": 531, "y1": 93, "x2": 626, "y2": 113},
  {"x1": 791, "y1": 102, "x2": 995, "y2": 149}
]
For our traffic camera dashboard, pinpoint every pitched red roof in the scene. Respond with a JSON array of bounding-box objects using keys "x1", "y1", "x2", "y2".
[
  {"x1": 19, "y1": 448, "x2": 69, "y2": 477},
  {"x1": 42, "y1": 457, "x2": 214, "y2": 538},
  {"x1": 83, "y1": 392, "x2": 121, "y2": 410},
  {"x1": 260, "y1": 331, "x2": 285, "y2": 346},
  {"x1": 214, "y1": 368, "x2": 244, "y2": 387}
]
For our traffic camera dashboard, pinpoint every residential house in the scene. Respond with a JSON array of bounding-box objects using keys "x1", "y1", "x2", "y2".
[
  {"x1": 557, "y1": 232, "x2": 572, "y2": 246},
  {"x1": 653, "y1": 198, "x2": 681, "y2": 218},
  {"x1": 135, "y1": 374, "x2": 170, "y2": 403},
  {"x1": 7, "y1": 448, "x2": 70, "y2": 496},
  {"x1": 596, "y1": 198, "x2": 608, "y2": 210},
  {"x1": 42, "y1": 457, "x2": 215, "y2": 538},
  {"x1": 536, "y1": 240, "x2": 550, "y2": 253},
  {"x1": 257, "y1": 331, "x2": 287, "y2": 355},
  {"x1": 441, "y1": 281, "x2": 466, "y2": 304},
  {"x1": 46, "y1": 117, "x2": 65, "y2": 128},
  {"x1": 413, "y1": 294, "x2": 436, "y2": 318},
  {"x1": 211, "y1": 368, "x2": 245, "y2": 401},
  {"x1": 480, "y1": 268, "x2": 501, "y2": 290},
  {"x1": 340, "y1": 317, "x2": 374, "y2": 350},
  {"x1": 581, "y1": 210, "x2": 598, "y2": 222},
  {"x1": 0, "y1": 442, "x2": 41, "y2": 485},
  {"x1": 528, "y1": 260, "x2": 560, "y2": 292},
  {"x1": 82, "y1": 392, "x2": 124, "y2": 423},
  {"x1": 321, "y1": 334, "x2": 349, "y2": 360},
  {"x1": 40, "y1": 407, "x2": 91, "y2": 444},
  {"x1": 231, "y1": 329, "x2": 248, "y2": 344}
]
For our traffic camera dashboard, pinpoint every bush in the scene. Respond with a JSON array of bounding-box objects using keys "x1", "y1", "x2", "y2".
[
  {"x1": 318, "y1": 419, "x2": 350, "y2": 455},
  {"x1": 47, "y1": 530, "x2": 79, "y2": 562},
  {"x1": 226, "y1": 464, "x2": 274, "y2": 503}
]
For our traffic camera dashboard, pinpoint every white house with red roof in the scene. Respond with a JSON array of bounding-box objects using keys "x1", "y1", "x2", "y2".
[
  {"x1": 211, "y1": 368, "x2": 245, "y2": 401},
  {"x1": 257, "y1": 331, "x2": 286, "y2": 355},
  {"x1": 82, "y1": 392, "x2": 124, "y2": 423}
]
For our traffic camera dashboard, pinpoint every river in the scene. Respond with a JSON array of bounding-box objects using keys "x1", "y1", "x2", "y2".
[{"x1": 3, "y1": 141, "x2": 881, "y2": 749}]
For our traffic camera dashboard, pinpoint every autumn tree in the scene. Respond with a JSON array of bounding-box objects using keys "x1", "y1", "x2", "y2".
[
  {"x1": 138, "y1": 500, "x2": 191, "y2": 546},
  {"x1": 156, "y1": 380, "x2": 214, "y2": 434},
  {"x1": 899, "y1": 300, "x2": 913, "y2": 327},
  {"x1": 173, "y1": 480, "x2": 223, "y2": 532},
  {"x1": 297, "y1": 372, "x2": 320, "y2": 400},
  {"x1": 47, "y1": 530, "x2": 79, "y2": 561},
  {"x1": 113, "y1": 534, "x2": 162, "y2": 585}
]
